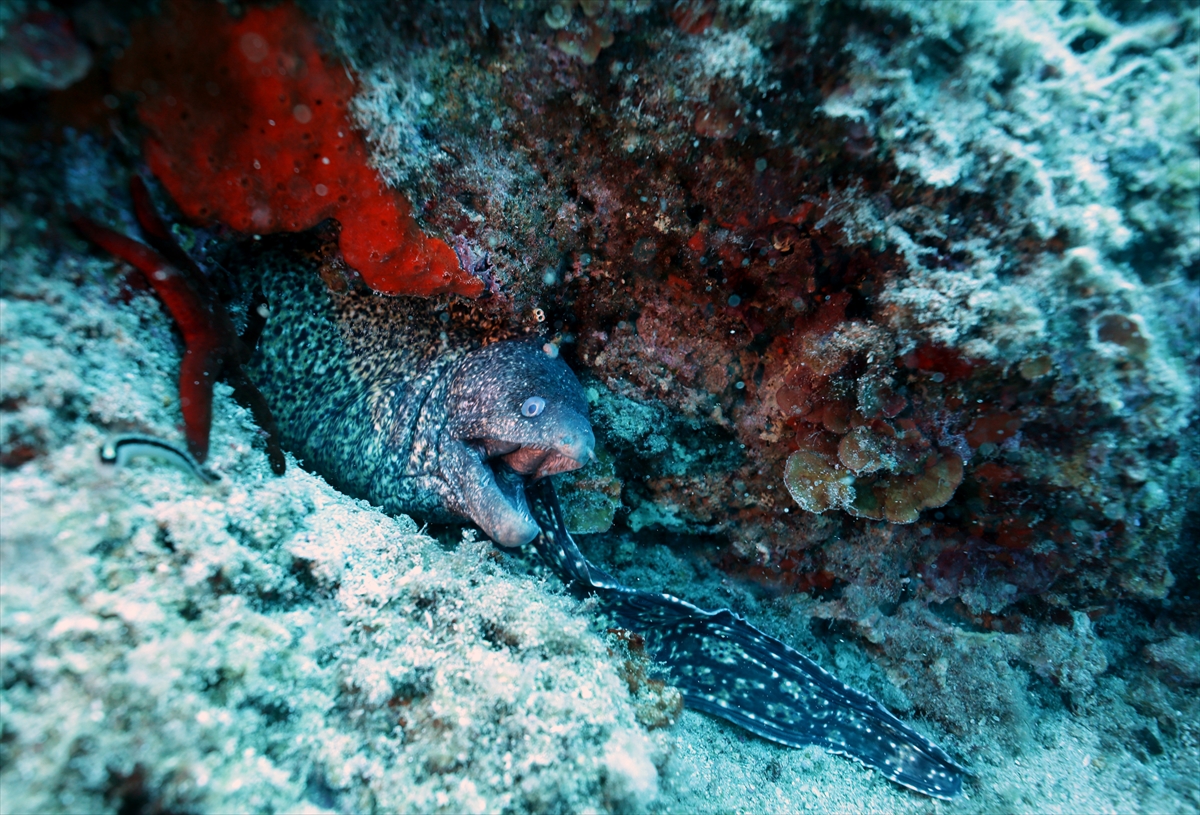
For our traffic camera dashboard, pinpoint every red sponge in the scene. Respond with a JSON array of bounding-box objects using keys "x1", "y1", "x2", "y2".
[{"x1": 113, "y1": 0, "x2": 482, "y2": 297}]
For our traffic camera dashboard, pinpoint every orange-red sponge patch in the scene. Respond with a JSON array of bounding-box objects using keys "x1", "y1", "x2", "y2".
[{"x1": 113, "y1": 0, "x2": 482, "y2": 297}]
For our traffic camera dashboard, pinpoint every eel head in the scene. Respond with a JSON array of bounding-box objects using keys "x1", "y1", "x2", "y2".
[{"x1": 443, "y1": 339, "x2": 594, "y2": 547}]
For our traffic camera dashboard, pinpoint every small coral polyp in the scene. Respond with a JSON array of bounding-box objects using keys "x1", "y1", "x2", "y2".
[
  {"x1": 546, "y1": 0, "x2": 617, "y2": 65},
  {"x1": 112, "y1": 0, "x2": 481, "y2": 298}
]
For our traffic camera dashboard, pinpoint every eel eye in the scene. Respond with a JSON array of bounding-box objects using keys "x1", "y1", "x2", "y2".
[{"x1": 521, "y1": 396, "x2": 545, "y2": 417}]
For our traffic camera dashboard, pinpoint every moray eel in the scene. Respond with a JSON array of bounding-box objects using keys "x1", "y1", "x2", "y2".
[
  {"x1": 251, "y1": 263, "x2": 593, "y2": 547},
  {"x1": 250, "y1": 263, "x2": 964, "y2": 800}
]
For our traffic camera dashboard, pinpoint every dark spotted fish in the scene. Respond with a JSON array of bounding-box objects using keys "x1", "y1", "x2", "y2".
[
  {"x1": 523, "y1": 476, "x2": 965, "y2": 800},
  {"x1": 249, "y1": 260, "x2": 963, "y2": 799}
]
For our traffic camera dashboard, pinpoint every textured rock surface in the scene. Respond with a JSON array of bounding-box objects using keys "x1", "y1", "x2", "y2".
[
  {"x1": 0, "y1": 249, "x2": 666, "y2": 814},
  {"x1": 2, "y1": 0, "x2": 1199, "y2": 812},
  {"x1": 316, "y1": 0, "x2": 1198, "y2": 622}
]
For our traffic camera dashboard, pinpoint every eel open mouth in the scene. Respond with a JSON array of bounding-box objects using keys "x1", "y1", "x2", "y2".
[
  {"x1": 501, "y1": 445, "x2": 590, "y2": 480},
  {"x1": 475, "y1": 436, "x2": 593, "y2": 483},
  {"x1": 463, "y1": 435, "x2": 593, "y2": 547}
]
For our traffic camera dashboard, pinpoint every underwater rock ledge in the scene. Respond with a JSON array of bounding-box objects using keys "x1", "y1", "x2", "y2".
[{"x1": 2, "y1": 0, "x2": 1198, "y2": 812}]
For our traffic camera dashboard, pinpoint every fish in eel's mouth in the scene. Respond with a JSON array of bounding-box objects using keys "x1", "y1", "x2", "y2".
[{"x1": 466, "y1": 435, "x2": 594, "y2": 546}]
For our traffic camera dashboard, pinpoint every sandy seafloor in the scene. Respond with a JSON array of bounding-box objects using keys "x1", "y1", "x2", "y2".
[
  {"x1": 3, "y1": 1, "x2": 1200, "y2": 814},
  {"x1": 1, "y1": 245, "x2": 1197, "y2": 813}
]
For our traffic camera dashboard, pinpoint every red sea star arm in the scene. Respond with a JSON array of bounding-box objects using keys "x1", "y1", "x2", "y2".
[
  {"x1": 129, "y1": 175, "x2": 210, "y2": 286},
  {"x1": 175, "y1": 337, "x2": 221, "y2": 462},
  {"x1": 72, "y1": 216, "x2": 222, "y2": 461}
]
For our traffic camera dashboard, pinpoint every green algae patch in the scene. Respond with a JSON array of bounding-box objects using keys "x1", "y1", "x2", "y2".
[{"x1": 558, "y1": 444, "x2": 622, "y2": 534}]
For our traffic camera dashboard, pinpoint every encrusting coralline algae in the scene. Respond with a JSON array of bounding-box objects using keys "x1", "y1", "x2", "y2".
[{"x1": 2, "y1": 0, "x2": 1199, "y2": 812}]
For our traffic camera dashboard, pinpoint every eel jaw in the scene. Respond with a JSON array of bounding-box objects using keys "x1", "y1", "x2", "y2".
[
  {"x1": 490, "y1": 463, "x2": 536, "y2": 542},
  {"x1": 451, "y1": 442, "x2": 540, "y2": 547},
  {"x1": 458, "y1": 437, "x2": 592, "y2": 547}
]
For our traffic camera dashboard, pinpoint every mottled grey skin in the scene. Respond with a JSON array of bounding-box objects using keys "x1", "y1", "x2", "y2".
[
  {"x1": 248, "y1": 260, "x2": 963, "y2": 800},
  {"x1": 249, "y1": 263, "x2": 593, "y2": 546}
]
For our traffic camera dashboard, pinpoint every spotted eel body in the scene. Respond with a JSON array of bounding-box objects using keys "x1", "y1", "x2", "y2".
[
  {"x1": 524, "y1": 477, "x2": 964, "y2": 800},
  {"x1": 249, "y1": 262, "x2": 964, "y2": 800}
]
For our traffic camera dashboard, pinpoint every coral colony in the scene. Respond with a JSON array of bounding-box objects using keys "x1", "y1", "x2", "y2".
[{"x1": 1, "y1": 0, "x2": 1196, "y2": 812}]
